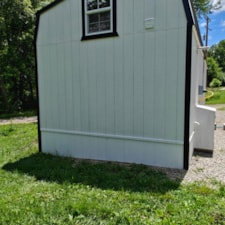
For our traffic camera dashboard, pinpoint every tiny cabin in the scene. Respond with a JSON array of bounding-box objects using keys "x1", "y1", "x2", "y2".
[{"x1": 35, "y1": 0, "x2": 216, "y2": 169}]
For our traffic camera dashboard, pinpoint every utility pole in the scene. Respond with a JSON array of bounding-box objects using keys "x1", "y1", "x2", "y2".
[{"x1": 205, "y1": 16, "x2": 210, "y2": 47}]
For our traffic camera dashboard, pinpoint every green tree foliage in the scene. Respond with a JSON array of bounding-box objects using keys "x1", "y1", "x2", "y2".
[
  {"x1": 209, "y1": 40, "x2": 225, "y2": 72},
  {"x1": 0, "y1": 0, "x2": 51, "y2": 113},
  {"x1": 207, "y1": 57, "x2": 225, "y2": 86},
  {"x1": 210, "y1": 78, "x2": 222, "y2": 88},
  {"x1": 193, "y1": 0, "x2": 222, "y2": 18},
  {"x1": 192, "y1": 0, "x2": 212, "y2": 18},
  {"x1": 0, "y1": 0, "x2": 35, "y2": 112},
  {"x1": 208, "y1": 40, "x2": 225, "y2": 86}
]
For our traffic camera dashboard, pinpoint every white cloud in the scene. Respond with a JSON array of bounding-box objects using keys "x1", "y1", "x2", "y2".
[
  {"x1": 211, "y1": 0, "x2": 225, "y2": 13},
  {"x1": 200, "y1": 22, "x2": 206, "y2": 27},
  {"x1": 222, "y1": 20, "x2": 225, "y2": 26}
]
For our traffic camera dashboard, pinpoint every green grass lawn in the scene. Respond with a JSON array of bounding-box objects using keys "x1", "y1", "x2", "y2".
[
  {"x1": 206, "y1": 88, "x2": 225, "y2": 105},
  {"x1": 1, "y1": 123, "x2": 225, "y2": 224}
]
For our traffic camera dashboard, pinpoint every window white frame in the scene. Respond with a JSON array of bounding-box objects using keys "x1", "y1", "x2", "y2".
[{"x1": 82, "y1": 0, "x2": 118, "y2": 40}]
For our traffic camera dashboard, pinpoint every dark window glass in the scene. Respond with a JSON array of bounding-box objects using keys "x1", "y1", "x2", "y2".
[
  {"x1": 88, "y1": 11, "x2": 110, "y2": 33},
  {"x1": 99, "y1": 0, "x2": 110, "y2": 8},
  {"x1": 87, "y1": 0, "x2": 110, "y2": 10},
  {"x1": 87, "y1": 0, "x2": 97, "y2": 10}
]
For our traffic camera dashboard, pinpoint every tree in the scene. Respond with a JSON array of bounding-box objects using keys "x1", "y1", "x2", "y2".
[
  {"x1": 207, "y1": 57, "x2": 225, "y2": 86},
  {"x1": 0, "y1": 0, "x2": 52, "y2": 113},
  {"x1": 209, "y1": 40, "x2": 225, "y2": 72},
  {"x1": 192, "y1": 0, "x2": 212, "y2": 18},
  {"x1": 0, "y1": 0, "x2": 35, "y2": 112}
]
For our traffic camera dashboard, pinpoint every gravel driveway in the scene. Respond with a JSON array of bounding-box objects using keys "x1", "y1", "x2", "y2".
[{"x1": 161, "y1": 104, "x2": 225, "y2": 185}]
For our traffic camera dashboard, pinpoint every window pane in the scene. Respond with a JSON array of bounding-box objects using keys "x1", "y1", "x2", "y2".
[
  {"x1": 99, "y1": 21, "x2": 110, "y2": 31},
  {"x1": 89, "y1": 14, "x2": 99, "y2": 24},
  {"x1": 88, "y1": 14, "x2": 99, "y2": 33},
  {"x1": 87, "y1": 0, "x2": 97, "y2": 10},
  {"x1": 99, "y1": 0, "x2": 110, "y2": 8},
  {"x1": 88, "y1": 11, "x2": 110, "y2": 33},
  {"x1": 100, "y1": 11, "x2": 110, "y2": 21}
]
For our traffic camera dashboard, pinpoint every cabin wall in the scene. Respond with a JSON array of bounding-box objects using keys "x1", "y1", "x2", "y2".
[
  {"x1": 189, "y1": 28, "x2": 202, "y2": 158},
  {"x1": 37, "y1": 0, "x2": 188, "y2": 168},
  {"x1": 189, "y1": 27, "x2": 215, "y2": 156}
]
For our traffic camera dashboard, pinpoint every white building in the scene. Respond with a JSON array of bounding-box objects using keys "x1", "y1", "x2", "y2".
[{"x1": 35, "y1": 0, "x2": 216, "y2": 169}]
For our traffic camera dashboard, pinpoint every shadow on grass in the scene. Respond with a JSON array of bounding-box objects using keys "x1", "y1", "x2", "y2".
[{"x1": 3, "y1": 153, "x2": 182, "y2": 193}]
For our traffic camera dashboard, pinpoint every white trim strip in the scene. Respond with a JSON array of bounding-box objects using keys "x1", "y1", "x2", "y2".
[
  {"x1": 41, "y1": 128, "x2": 183, "y2": 146},
  {"x1": 189, "y1": 131, "x2": 195, "y2": 143}
]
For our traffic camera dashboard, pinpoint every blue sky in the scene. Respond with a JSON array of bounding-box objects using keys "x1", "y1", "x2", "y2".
[{"x1": 199, "y1": 0, "x2": 225, "y2": 46}]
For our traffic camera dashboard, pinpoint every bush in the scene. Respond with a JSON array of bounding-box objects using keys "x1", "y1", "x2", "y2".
[{"x1": 210, "y1": 78, "x2": 222, "y2": 88}]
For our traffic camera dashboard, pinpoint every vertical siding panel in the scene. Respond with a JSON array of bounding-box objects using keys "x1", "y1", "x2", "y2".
[
  {"x1": 177, "y1": 28, "x2": 186, "y2": 141},
  {"x1": 177, "y1": 0, "x2": 187, "y2": 141},
  {"x1": 116, "y1": 0, "x2": 123, "y2": 35},
  {"x1": 80, "y1": 44, "x2": 89, "y2": 131},
  {"x1": 123, "y1": 36, "x2": 134, "y2": 135},
  {"x1": 36, "y1": 16, "x2": 47, "y2": 45},
  {"x1": 114, "y1": 39, "x2": 124, "y2": 135},
  {"x1": 105, "y1": 41, "x2": 115, "y2": 134},
  {"x1": 134, "y1": 0, "x2": 144, "y2": 33},
  {"x1": 38, "y1": 47, "x2": 48, "y2": 128},
  {"x1": 72, "y1": 42, "x2": 81, "y2": 131},
  {"x1": 164, "y1": 31, "x2": 178, "y2": 140},
  {"x1": 155, "y1": 0, "x2": 166, "y2": 30},
  {"x1": 49, "y1": 45, "x2": 59, "y2": 129},
  {"x1": 154, "y1": 32, "x2": 166, "y2": 138},
  {"x1": 96, "y1": 42, "x2": 106, "y2": 133},
  {"x1": 47, "y1": 11, "x2": 55, "y2": 43},
  {"x1": 55, "y1": 6, "x2": 64, "y2": 43},
  {"x1": 71, "y1": 0, "x2": 81, "y2": 41},
  {"x1": 64, "y1": 42, "x2": 74, "y2": 130},
  {"x1": 47, "y1": 46, "x2": 53, "y2": 128},
  {"x1": 63, "y1": 0, "x2": 72, "y2": 42},
  {"x1": 57, "y1": 44, "x2": 67, "y2": 129},
  {"x1": 87, "y1": 43, "x2": 97, "y2": 132},
  {"x1": 143, "y1": 33, "x2": 155, "y2": 137},
  {"x1": 144, "y1": 0, "x2": 155, "y2": 19},
  {"x1": 133, "y1": 34, "x2": 144, "y2": 136},
  {"x1": 167, "y1": 0, "x2": 179, "y2": 29},
  {"x1": 123, "y1": 0, "x2": 134, "y2": 34}
]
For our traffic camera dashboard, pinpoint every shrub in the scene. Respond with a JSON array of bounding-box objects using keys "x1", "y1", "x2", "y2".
[{"x1": 210, "y1": 78, "x2": 222, "y2": 88}]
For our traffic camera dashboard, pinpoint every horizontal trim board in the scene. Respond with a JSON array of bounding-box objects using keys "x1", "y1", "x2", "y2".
[
  {"x1": 41, "y1": 128, "x2": 183, "y2": 146},
  {"x1": 81, "y1": 31, "x2": 118, "y2": 41}
]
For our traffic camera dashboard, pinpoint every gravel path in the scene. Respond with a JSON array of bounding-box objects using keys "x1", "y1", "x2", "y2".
[
  {"x1": 1, "y1": 107, "x2": 225, "y2": 185},
  {"x1": 0, "y1": 116, "x2": 37, "y2": 125},
  {"x1": 183, "y1": 104, "x2": 225, "y2": 184},
  {"x1": 160, "y1": 104, "x2": 225, "y2": 185}
]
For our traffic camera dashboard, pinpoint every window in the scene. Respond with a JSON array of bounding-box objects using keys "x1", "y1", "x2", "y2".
[{"x1": 82, "y1": 0, "x2": 118, "y2": 40}]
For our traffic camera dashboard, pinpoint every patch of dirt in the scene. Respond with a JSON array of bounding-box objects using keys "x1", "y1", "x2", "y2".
[{"x1": 0, "y1": 117, "x2": 37, "y2": 125}]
